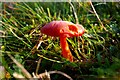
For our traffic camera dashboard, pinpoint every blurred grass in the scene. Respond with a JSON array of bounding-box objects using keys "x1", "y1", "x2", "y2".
[{"x1": 1, "y1": 2, "x2": 120, "y2": 79}]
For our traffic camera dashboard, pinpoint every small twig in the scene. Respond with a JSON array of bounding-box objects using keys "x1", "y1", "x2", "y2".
[
  {"x1": 37, "y1": 70, "x2": 73, "y2": 80},
  {"x1": 69, "y1": 2, "x2": 79, "y2": 24},
  {"x1": 7, "y1": 53, "x2": 32, "y2": 78},
  {"x1": 36, "y1": 70, "x2": 51, "y2": 80},
  {"x1": 49, "y1": 71, "x2": 73, "y2": 80},
  {"x1": 89, "y1": 1, "x2": 107, "y2": 31}
]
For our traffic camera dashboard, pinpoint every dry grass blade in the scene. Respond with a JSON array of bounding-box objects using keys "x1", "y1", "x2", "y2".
[{"x1": 7, "y1": 53, "x2": 32, "y2": 78}]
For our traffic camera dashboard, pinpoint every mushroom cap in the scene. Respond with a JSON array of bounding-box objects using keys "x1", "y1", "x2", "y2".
[{"x1": 41, "y1": 21, "x2": 85, "y2": 38}]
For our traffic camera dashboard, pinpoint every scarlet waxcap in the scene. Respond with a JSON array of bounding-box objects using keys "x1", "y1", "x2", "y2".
[{"x1": 41, "y1": 21, "x2": 85, "y2": 38}]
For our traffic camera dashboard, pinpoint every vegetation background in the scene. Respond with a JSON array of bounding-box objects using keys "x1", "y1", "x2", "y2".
[{"x1": 0, "y1": 2, "x2": 120, "y2": 80}]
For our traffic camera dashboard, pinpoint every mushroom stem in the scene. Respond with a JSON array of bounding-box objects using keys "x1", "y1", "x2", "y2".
[{"x1": 60, "y1": 36, "x2": 73, "y2": 62}]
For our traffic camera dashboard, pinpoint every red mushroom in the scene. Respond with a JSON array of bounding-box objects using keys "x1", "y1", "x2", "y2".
[{"x1": 41, "y1": 21, "x2": 85, "y2": 62}]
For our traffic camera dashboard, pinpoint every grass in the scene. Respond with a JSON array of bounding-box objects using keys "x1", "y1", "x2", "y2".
[{"x1": 0, "y1": 2, "x2": 120, "y2": 80}]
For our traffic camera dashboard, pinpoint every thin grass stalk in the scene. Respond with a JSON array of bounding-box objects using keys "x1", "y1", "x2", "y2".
[
  {"x1": 35, "y1": 58, "x2": 42, "y2": 75},
  {"x1": 89, "y1": 1, "x2": 107, "y2": 31},
  {"x1": 69, "y1": 2, "x2": 79, "y2": 24},
  {"x1": 38, "y1": 54, "x2": 64, "y2": 63}
]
